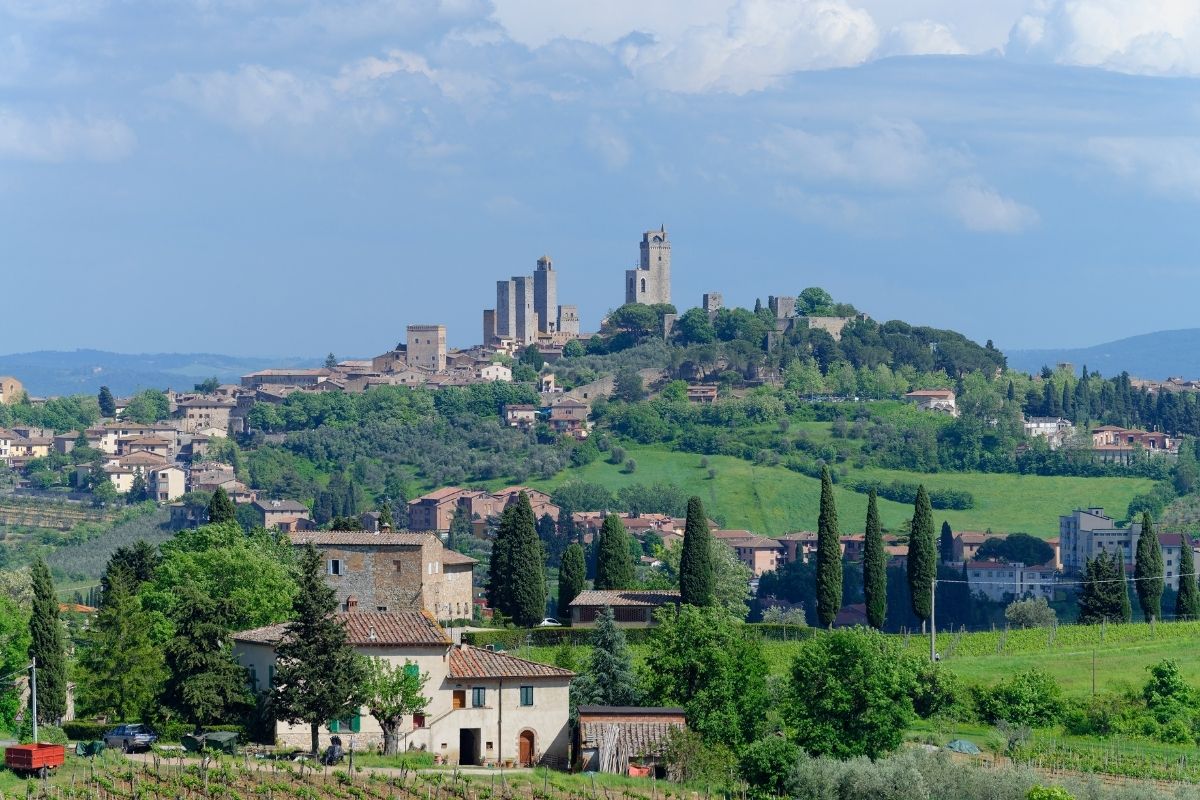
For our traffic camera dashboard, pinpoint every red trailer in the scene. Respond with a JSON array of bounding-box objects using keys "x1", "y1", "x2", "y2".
[{"x1": 5, "y1": 743, "x2": 65, "y2": 778}]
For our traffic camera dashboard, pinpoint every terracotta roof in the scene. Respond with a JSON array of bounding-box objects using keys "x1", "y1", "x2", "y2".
[
  {"x1": 415, "y1": 487, "x2": 466, "y2": 503},
  {"x1": 448, "y1": 645, "x2": 574, "y2": 679},
  {"x1": 905, "y1": 389, "x2": 955, "y2": 397},
  {"x1": 728, "y1": 536, "x2": 783, "y2": 549},
  {"x1": 254, "y1": 499, "x2": 310, "y2": 513},
  {"x1": 288, "y1": 530, "x2": 435, "y2": 546},
  {"x1": 578, "y1": 719, "x2": 683, "y2": 756},
  {"x1": 126, "y1": 436, "x2": 171, "y2": 445},
  {"x1": 441, "y1": 549, "x2": 479, "y2": 565},
  {"x1": 712, "y1": 529, "x2": 756, "y2": 539},
  {"x1": 774, "y1": 531, "x2": 818, "y2": 541},
  {"x1": 568, "y1": 589, "x2": 681, "y2": 608},
  {"x1": 232, "y1": 611, "x2": 449, "y2": 647}
]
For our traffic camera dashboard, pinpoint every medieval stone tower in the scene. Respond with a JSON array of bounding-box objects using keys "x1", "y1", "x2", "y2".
[{"x1": 625, "y1": 226, "x2": 671, "y2": 306}]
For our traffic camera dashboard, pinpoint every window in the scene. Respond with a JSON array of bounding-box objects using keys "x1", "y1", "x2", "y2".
[
  {"x1": 472, "y1": 687, "x2": 486, "y2": 708},
  {"x1": 329, "y1": 714, "x2": 361, "y2": 733},
  {"x1": 520, "y1": 686, "x2": 534, "y2": 706},
  {"x1": 248, "y1": 667, "x2": 258, "y2": 691},
  {"x1": 377, "y1": 606, "x2": 388, "y2": 612},
  {"x1": 329, "y1": 559, "x2": 343, "y2": 576}
]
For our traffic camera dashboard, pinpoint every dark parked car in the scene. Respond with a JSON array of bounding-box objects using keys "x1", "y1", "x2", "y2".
[{"x1": 103, "y1": 724, "x2": 158, "y2": 753}]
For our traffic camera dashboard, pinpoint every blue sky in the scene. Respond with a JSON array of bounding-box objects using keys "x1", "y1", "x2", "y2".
[{"x1": 3, "y1": 0, "x2": 1200, "y2": 357}]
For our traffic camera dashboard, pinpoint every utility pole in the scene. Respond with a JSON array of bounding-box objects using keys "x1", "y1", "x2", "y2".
[
  {"x1": 30, "y1": 657, "x2": 38, "y2": 744},
  {"x1": 929, "y1": 578, "x2": 937, "y2": 662}
]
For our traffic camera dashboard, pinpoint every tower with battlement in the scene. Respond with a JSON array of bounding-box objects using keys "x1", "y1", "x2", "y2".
[
  {"x1": 534, "y1": 255, "x2": 557, "y2": 334},
  {"x1": 624, "y1": 226, "x2": 671, "y2": 306}
]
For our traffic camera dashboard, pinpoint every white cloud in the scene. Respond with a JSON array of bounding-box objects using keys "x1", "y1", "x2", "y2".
[
  {"x1": 760, "y1": 119, "x2": 959, "y2": 188},
  {"x1": 1008, "y1": 0, "x2": 1200, "y2": 76},
  {"x1": 620, "y1": 0, "x2": 879, "y2": 93},
  {"x1": 877, "y1": 20, "x2": 968, "y2": 57},
  {"x1": 166, "y1": 65, "x2": 331, "y2": 131},
  {"x1": 0, "y1": 107, "x2": 134, "y2": 161},
  {"x1": 946, "y1": 179, "x2": 1039, "y2": 232},
  {"x1": 583, "y1": 117, "x2": 630, "y2": 170},
  {"x1": 1086, "y1": 136, "x2": 1200, "y2": 198}
]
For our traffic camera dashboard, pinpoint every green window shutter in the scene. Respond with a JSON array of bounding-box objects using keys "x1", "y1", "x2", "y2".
[
  {"x1": 329, "y1": 719, "x2": 340, "y2": 733},
  {"x1": 351, "y1": 714, "x2": 361, "y2": 733},
  {"x1": 268, "y1": 665, "x2": 275, "y2": 688}
]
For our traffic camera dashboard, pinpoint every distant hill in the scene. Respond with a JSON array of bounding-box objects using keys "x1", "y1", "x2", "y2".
[
  {"x1": 0, "y1": 350, "x2": 320, "y2": 397},
  {"x1": 1006, "y1": 329, "x2": 1200, "y2": 380}
]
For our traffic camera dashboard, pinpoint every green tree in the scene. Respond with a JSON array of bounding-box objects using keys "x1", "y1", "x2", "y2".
[
  {"x1": 28, "y1": 559, "x2": 66, "y2": 724},
  {"x1": 679, "y1": 496, "x2": 714, "y2": 606},
  {"x1": 128, "y1": 468, "x2": 149, "y2": 504},
  {"x1": 76, "y1": 574, "x2": 165, "y2": 724},
  {"x1": 594, "y1": 516, "x2": 635, "y2": 590},
  {"x1": 207, "y1": 487, "x2": 237, "y2": 524},
  {"x1": 659, "y1": 534, "x2": 752, "y2": 618},
  {"x1": 447, "y1": 504, "x2": 473, "y2": 553},
  {"x1": 486, "y1": 493, "x2": 546, "y2": 626},
  {"x1": 787, "y1": 627, "x2": 916, "y2": 759},
  {"x1": 815, "y1": 467, "x2": 842, "y2": 626},
  {"x1": 1135, "y1": 512, "x2": 1164, "y2": 623},
  {"x1": 162, "y1": 583, "x2": 252, "y2": 733},
  {"x1": 363, "y1": 658, "x2": 430, "y2": 755},
  {"x1": 324, "y1": 353, "x2": 338, "y2": 369},
  {"x1": 738, "y1": 737, "x2": 801, "y2": 797},
  {"x1": 101, "y1": 541, "x2": 160, "y2": 598},
  {"x1": 1176, "y1": 534, "x2": 1199, "y2": 620},
  {"x1": 643, "y1": 605, "x2": 768, "y2": 750},
  {"x1": 673, "y1": 308, "x2": 716, "y2": 345},
  {"x1": 574, "y1": 607, "x2": 638, "y2": 706},
  {"x1": 797, "y1": 287, "x2": 835, "y2": 316},
  {"x1": 0, "y1": 598, "x2": 28, "y2": 730},
  {"x1": 562, "y1": 340, "x2": 585, "y2": 358},
  {"x1": 194, "y1": 377, "x2": 220, "y2": 393},
  {"x1": 1077, "y1": 552, "x2": 1130, "y2": 624},
  {"x1": 270, "y1": 544, "x2": 367, "y2": 754},
  {"x1": 939, "y1": 521, "x2": 954, "y2": 564},
  {"x1": 97, "y1": 386, "x2": 117, "y2": 418},
  {"x1": 613, "y1": 369, "x2": 646, "y2": 403},
  {"x1": 378, "y1": 502, "x2": 394, "y2": 529},
  {"x1": 558, "y1": 543, "x2": 586, "y2": 614},
  {"x1": 863, "y1": 489, "x2": 887, "y2": 629},
  {"x1": 907, "y1": 485, "x2": 936, "y2": 624},
  {"x1": 976, "y1": 533, "x2": 1054, "y2": 566},
  {"x1": 520, "y1": 344, "x2": 545, "y2": 371},
  {"x1": 124, "y1": 389, "x2": 169, "y2": 423}
]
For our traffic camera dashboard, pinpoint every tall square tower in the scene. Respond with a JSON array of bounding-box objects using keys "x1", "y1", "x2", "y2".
[
  {"x1": 533, "y1": 255, "x2": 557, "y2": 334},
  {"x1": 406, "y1": 324, "x2": 446, "y2": 372},
  {"x1": 512, "y1": 275, "x2": 536, "y2": 345},
  {"x1": 624, "y1": 226, "x2": 671, "y2": 306}
]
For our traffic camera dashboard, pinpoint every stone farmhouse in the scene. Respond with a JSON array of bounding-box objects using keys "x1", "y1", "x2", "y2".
[
  {"x1": 289, "y1": 530, "x2": 475, "y2": 621},
  {"x1": 409, "y1": 487, "x2": 559, "y2": 534},
  {"x1": 903, "y1": 389, "x2": 958, "y2": 416},
  {"x1": 233, "y1": 610, "x2": 573, "y2": 764}
]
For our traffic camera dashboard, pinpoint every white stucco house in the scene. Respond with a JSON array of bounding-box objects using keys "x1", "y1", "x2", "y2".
[{"x1": 232, "y1": 611, "x2": 573, "y2": 766}]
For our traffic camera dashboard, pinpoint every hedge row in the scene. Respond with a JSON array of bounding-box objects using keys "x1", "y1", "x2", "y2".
[
  {"x1": 462, "y1": 623, "x2": 815, "y2": 649},
  {"x1": 843, "y1": 478, "x2": 975, "y2": 510},
  {"x1": 61, "y1": 720, "x2": 245, "y2": 743}
]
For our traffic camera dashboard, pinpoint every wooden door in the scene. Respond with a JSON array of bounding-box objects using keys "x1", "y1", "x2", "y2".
[
  {"x1": 518, "y1": 731, "x2": 534, "y2": 766},
  {"x1": 452, "y1": 690, "x2": 465, "y2": 709}
]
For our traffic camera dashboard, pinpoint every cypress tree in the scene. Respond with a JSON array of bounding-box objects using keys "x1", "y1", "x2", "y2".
[
  {"x1": 862, "y1": 490, "x2": 886, "y2": 629},
  {"x1": 448, "y1": 505, "x2": 473, "y2": 553},
  {"x1": 815, "y1": 467, "x2": 842, "y2": 627},
  {"x1": 207, "y1": 487, "x2": 236, "y2": 524},
  {"x1": 558, "y1": 543, "x2": 586, "y2": 614},
  {"x1": 594, "y1": 516, "x2": 635, "y2": 590},
  {"x1": 557, "y1": 499, "x2": 579, "y2": 544},
  {"x1": 488, "y1": 493, "x2": 546, "y2": 626},
  {"x1": 270, "y1": 545, "x2": 367, "y2": 754},
  {"x1": 678, "y1": 496, "x2": 714, "y2": 606},
  {"x1": 938, "y1": 521, "x2": 954, "y2": 564},
  {"x1": 1175, "y1": 534, "x2": 1199, "y2": 621},
  {"x1": 97, "y1": 386, "x2": 116, "y2": 418},
  {"x1": 1134, "y1": 512, "x2": 1164, "y2": 623},
  {"x1": 314, "y1": 492, "x2": 333, "y2": 526},
  {"x1": 907, "y1": 485, "x2": 936, "y2": 623},
  {"x1": 378, "y1": 502, "x2": 394, "y2": 529},
  {"x1": 1076, "y1": 555, "x2": 1105, "y2": 624},
  {"x1": 28, "y1": 559, "x2": 67, "y2": 724},
  {"x1": 1115, "y1": 551, "x2": 1132, "y2": 623}
]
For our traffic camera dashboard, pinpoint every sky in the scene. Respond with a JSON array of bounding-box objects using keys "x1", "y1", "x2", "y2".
[{"x1": 3, "y1": 0, "x2": 1200, "y2": 357}]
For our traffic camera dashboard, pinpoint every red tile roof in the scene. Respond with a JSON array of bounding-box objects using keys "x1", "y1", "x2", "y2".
[
  {"x1": 448, "y1": 645, "x2": 574, "y2": 679},
  {"x1": 568, "y1": 589, "x2": 681, "y2": 608},
  {"x1": 232, "y1": 611, "x2": 449, "y2": 647},
  {"x1": 288, "y1": 531, "x2": 435, "y2": 546}
]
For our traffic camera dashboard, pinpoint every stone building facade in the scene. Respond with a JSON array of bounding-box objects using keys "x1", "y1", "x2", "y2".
[
  {"x1": 233, "y1": 612, "x2": 573, "y2": 763},
  {"x1": 533, "y1": 256, "x2": 557, "y2": 334},
  {"x1": 289, "y1": 530, "x2": 475, "y2": 620},
  {"x1": 406, "y1": 324, "x2": 447, "y2": 372},
  {"x1": 556, "y1": 305, "x2": 580, "y2": 336},
  {"x1": 625, "y1": 227, "x2": 671, "y2": 306}
]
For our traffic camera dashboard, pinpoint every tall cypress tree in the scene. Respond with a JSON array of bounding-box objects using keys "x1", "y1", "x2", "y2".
[
  {"x1": 1176, "y1": 534, "x2": 1199, "y2": 621},
  {"x1": 679, "y1": 496, "x2": 714, "y2": 606},
  {"x1": 1077, "y1": 555, "x2": 1107, "y2": 624},
  {"x1": 28, "y1": 559, "x2": 67, "y2": 724},
  {"x1": 815, "y1": 467, "x2": 842, "y2": 627},
  {"x1": 97, "y1": 386, "x2": 117, "y2": 418},
  {"x1": 907, "y1": 485, "x2": 936, "y2": 624},
  {"x1": 1134, "y1": 512, "x2": 1164, "y2": 623},
  {"x1": 207, "y1": 487, "x2": 236, "y2": 524},
  {"x1": 862, "y1": 489, "x2": 886, "y2": 629},
  {"x1": 1115, "y1": 551, "x2": 1132, "y2": 623},
  {"x1": 558, "y1": 543, "x2": 586, "y2": 614},
  {"x1": 270, "y1": 544, "x2": 367, "y2": 754},
  {"x1": 938, "y1": 521, "x2": 954, "y2": 564},
  {"x1": 594, "y1": 516, "x2": 635, "y2": 590},
  {"x1": 489, "y1": 493, "x2": 546, "y2": 626}
]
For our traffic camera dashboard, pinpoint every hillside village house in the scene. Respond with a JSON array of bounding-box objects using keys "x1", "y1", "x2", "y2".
[
  {"x1": 903, "y1": 389, "x2": 958, "y2": 416},
  {"x1": 1059, "y1": 507, "x2": 1198, "y2": 589},
  {"x1": 254, "y1": 499, "x2": 313, "y2": 530},
  {"x1": 966, "y1": 561, "x2": 1058, "y2": 603},
  {"x1": 408, "y1": 487, "x2": 559, "y2": 534},
  {"x1": 241, "y1": 369, "x2": 332, "y2": 389},
  {"x1": 568, "y1": 590, "x2": 680, "y2": 626},
  {"x1": 288, "y1": 530, "x2": 475, "y2": 621},
  {"x1": 233, "y1": 611, "x2": 573, "y2": 764},
  {"x1": 1024, "y1": 416, "x2": 1075, "y2": 449},
  {"x1": 0, "y1": 376, "x2": 24, "y2": 405},
  {"x1": 1090, "y1": 426, "x2": 1177, "y2": 463},
  {"x1": 174, "y1": 397, "x2": 235, "y2": 434}
]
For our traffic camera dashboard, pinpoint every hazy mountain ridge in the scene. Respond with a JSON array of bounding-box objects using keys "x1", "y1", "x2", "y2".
[
  {"x1": 1007, "y1": 329, "x2": 1200, "y2": 380},
  {"x1": 0, "y1": 349, "x2": 320, "y2": 397}
]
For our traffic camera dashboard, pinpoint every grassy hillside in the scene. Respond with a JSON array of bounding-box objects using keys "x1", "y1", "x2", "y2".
[{"x1": 528, "y1": 446, "x2": 1155, "y2": 536}]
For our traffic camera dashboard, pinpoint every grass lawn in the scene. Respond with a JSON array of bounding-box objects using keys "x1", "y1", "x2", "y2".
[{"x1": 528, "y1": 446, "x2": 1155, "y2": 536}]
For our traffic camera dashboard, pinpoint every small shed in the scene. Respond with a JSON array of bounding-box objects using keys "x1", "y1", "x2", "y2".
[{"x1": 575, "y1": 706, "x2": 685, "y2": 776}]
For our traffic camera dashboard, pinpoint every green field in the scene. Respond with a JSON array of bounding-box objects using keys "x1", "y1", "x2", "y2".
[{"x1": 528, "y1": 446, "x2": 1155, "y2": 536}]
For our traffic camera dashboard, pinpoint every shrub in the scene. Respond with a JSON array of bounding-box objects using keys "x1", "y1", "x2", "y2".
[
  {"x1": 911, "y1": 663, "x2": 966, "y2": 720},
  {"x1": 975, "y1": 669, "x2": 1063, "y2": 727},
  {"x1": 1005, "y1": 596, "x2": 1057, "y2": 629},
  {"x1": 663, "y1": 727, "x2": 737, "y2": 786},
  {"x1": 739, "y1": 736, "x2": 801, "y2": 797},
  {"x1": 62, "y1": 720, "x2": 109, "y2": 741},
  {"x1": 1027, "y1": 787, "x2": 1074, "y2": 800}
]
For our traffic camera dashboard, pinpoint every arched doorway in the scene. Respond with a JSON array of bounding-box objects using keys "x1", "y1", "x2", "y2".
[{"x1": 518, "y1": 730, "x2": 536, "y2": 767}]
